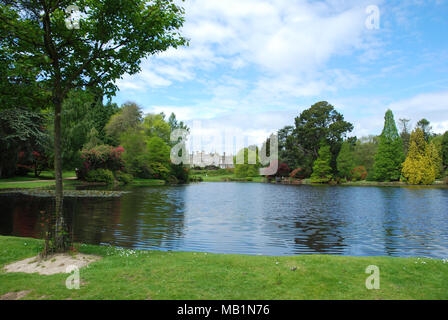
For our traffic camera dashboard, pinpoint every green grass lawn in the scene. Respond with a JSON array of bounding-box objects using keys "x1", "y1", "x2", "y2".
[
  {"x1": 1, "y1": 235, "x2": 447, "y2": 300},
  {"x1": 191, "y1": 172, "x2": 266, "y2": 183}
]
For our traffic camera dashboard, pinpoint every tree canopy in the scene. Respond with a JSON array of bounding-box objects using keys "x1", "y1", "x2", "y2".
[{"x1": 373, "y1": 110, "x2": 405, "y2": 181}]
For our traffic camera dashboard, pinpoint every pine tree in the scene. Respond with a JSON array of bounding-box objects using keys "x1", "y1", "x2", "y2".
[
  {"x1": 373, "y1": 110, "x2": 405, "y2": 181},
  {"x1": 337, "y1": 141, "x2": 355, "y2": 180},
  {"x1": 428, "y1": 141, "x2": 443, "y2": 179},
  {"x1": 402, "y1": 128, "x2": 436, "y2": 185},
  {"x1": 311, "y1": 144, "x2": 333, "y2": 183},
  {"x1": 442, "y1": 131, "x2": 448, "y2": 169}
]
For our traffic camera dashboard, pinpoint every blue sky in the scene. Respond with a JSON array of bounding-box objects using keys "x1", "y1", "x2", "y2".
[{"x1": 112, "y1": 0, "x2": 448, "y2": 153}]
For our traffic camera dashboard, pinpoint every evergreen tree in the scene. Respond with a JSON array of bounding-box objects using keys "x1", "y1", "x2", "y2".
[
  {"x1": 337, "y1": 141, "x2": 355, "y2": 180},
  {"x1": 428, "y1": 141, "x2": 443, "y2": 179},
  {"x1": 310, "y1": 144, "x2": 333, "y2": 183},
  {"x1": 398, "y1": 118, "x2": 411, "y2": 156},
  {"x1": 402, "y1": 128, "x2": 436, "y2": 185},
  {"x1": 416, "y1": 118, "x2": 432, "y2": 142},
  {"x1": 442, "y1": 131, "x2": 448, "y2": 169},
  {"x1": 373, "y1": 110, "x2": 405, "y2": 181}
]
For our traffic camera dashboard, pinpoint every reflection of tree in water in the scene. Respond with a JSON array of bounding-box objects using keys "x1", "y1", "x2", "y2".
[
  {"x1": 0, "y1": 187, "x2": 187, "y2": 251},
  {"x1": 0, "y1": 194, "x2": 50, "y2": 238},
  {"x1": 293, "y1": 207, "x2": 347, "y2": 254},
  {"x1": 65, "y1": 197, "x2": 122, "y2": 246},
  {"x1": 130, "y1": 186, "x2": 186, "y2": 250},
  {"x1": 65, "y1": 186, "x2": 186, "y2": 250}
]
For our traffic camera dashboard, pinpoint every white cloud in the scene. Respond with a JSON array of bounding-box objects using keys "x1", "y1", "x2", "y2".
[
  {"x1": 118, "y1": 0, "x2": 381, "y2": 94},
  {"x1": 388, "y1": 90, "x2": 448, "y2": 134}
]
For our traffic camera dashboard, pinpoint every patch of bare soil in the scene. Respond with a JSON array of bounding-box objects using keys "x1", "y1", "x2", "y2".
[
  {"x1": 0, "y1": 290, "x2": 31, "y2": 300},
  {"x1": 3, "y1": 253, "x2": 101, "y2": 275}
]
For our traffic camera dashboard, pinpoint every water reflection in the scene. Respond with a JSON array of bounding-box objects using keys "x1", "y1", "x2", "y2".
[{"x1": 0, "y1": 183, "x2": 448, "y2": 258}]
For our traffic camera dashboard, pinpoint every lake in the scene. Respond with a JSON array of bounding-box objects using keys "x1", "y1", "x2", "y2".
[{"x1": 1, "y1": 182, "x2": 448, "y2": 258}]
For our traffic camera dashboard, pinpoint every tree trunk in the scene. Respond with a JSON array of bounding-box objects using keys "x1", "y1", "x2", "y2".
[{"x1": 43, "y1": 95, "x2": 70, "y2": 256}]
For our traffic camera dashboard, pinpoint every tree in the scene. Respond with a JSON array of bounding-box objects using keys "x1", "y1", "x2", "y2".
[
  {"x1": 0, "y1": 0, "x2": 187, "y2": 254},
  {"x1": 442, "y1": 131, "x2": 448, "y2": 170},
  {"x1": 337, "y1": 141, "x2": 355, "y2": 180},
  {"x1": 106, "y1": 102, "x2": 143, "y2": 144},
  {"x1": 143, "y1": 113, "x2": 171, "y2": 143},
  {"x1": 398, "y1": 118, "x2": 411, "y2": 155},
  {"x1": 0, "y1": 108, "x2": 49, "y2": 177},
  {"x1": 402, "y1": 128, "x2": 436, "y2": 185},
  {"x1": 278, "y1": 125, "x2": 310, "y2": 173},
  {"x1": 428, "y1": 140, "x2": 443, "y2": 179},
  {"x1": 373, "y1": 110, "x2": 405, "y2": 181},
  {"x1": 234, "y1": 146, "x2": 260, "y2": 178},
  {"x1": 310, "y1": 144, "x2": 333, "y2": 183},
  {"x1": 294, "y1": 102, "x2": 353, "y2": 171},
  {"x1": 147, "y1": 136, "x2": 171, "y2": 164},
  {"x1": 416, "y1": 118, "x2": 432, "y2": 141},
  {"x1": 48, "y1": 89, "x2": 99, "y2": 169},
  {"x1": 353, "y1": 135, "x2": 379, "y2": 179}
]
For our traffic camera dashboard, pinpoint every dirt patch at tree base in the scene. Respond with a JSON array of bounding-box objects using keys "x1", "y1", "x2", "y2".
[
  {"x1": 0, "y1": 290, "x2": 32, "y2": 300},
  {"x1": 3, "y1": 253, "x2": 101, "y2": 275}
]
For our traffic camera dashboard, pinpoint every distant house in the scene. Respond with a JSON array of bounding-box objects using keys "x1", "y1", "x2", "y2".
[{"x1": 189, "y1": 152, "x2": 234, "y2": 169}]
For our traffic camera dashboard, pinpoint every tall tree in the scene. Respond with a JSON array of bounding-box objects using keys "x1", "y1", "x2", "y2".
[
  {"x1": 310, "y1": 143, "x2": 333, "y2": 183},
  {"x1": 0, "y1": 0, "x2": 186, "y2": 254},
  {"x1": 292, "y1": 101, "x2": 353, "y2": 174},
  {"x1": 105, "y1": 102, "x2": 144, "y2": 144},
  {"x1": 337, "y1": 141, "x2": 355, "y2": 180},
  {"x1": 402, "y1": 128, "x2": 436, "y2": 185},
  {"x1": 353, "y1": 135, "x2": 379, "y2": 178},
  {"x1": 398, "y1": 118, "x2": 411, "y2": 156},
  {"x1": 373, "y1": 110, "x2": 405, "y2": 181},
  {"x1": 416, "y1": 118, "x2": 432, "y2": 142},
  {"x1": 442, "y1": 131, "x2": 448, "y2": 170}
]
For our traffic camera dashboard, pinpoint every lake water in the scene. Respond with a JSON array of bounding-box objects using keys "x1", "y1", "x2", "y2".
[{"x1": 1, "y1": 182, "x2": 448, "y2": 258}]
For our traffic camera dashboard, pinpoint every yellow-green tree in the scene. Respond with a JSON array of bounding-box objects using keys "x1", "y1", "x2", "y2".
[
  {"x1": 402, "y1": 128, "x2": 436, "y2": 185},
  {"x1": 428, "y1": 140, "x2": 443, "y2": 179}
]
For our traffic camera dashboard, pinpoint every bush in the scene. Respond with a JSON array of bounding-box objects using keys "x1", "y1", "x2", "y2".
[
  {"x1": 290, "y1": 167, "x2": 306, "y2": 179},
  {"x1": 85, "y1": 169, "x2": 115, "y2": 184},
  {"x1": 115, "y1": 171, "x2": 133, "y2": 185},
  {"x1": 80, "y1": 145, "x2": 125, "y2": 179},
  {"x1": 351, "y1": 166, "x2": 368, "y2": 181},
  {"x1": 148, "y1": 162, "x2": 170, "y2": 180},
  {"x1": 190, "y1": 176, "x2": 203, "y2": 182}
]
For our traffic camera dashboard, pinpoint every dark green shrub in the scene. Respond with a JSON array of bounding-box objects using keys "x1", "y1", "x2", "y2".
[
  {"x1": 115, "y1": 171, "x2": 133, "y2": 184},
  {"x1": 85, "y1": 169, "x2": 114, "y2": 184}
]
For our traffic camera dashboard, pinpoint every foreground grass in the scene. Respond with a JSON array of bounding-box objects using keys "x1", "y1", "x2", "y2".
[{"x1": 0, "y1": 236, "x2": 447, "y2": 300}]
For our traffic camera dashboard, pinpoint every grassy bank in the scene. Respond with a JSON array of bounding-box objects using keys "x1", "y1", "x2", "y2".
[
  {"x1": 0, "y1": 236, "x2": 447, "y2": 300},
  {"x1": 0, "y1": 171, "x2": 77, "y2": 190}
]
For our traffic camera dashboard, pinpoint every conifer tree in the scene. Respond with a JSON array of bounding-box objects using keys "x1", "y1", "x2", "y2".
[
  {"x1": 442, "y1": 131, "x2": 448, "y2": 169},
  {"x1": 337, "y1": 141, "x2": 355, "y2": 180},
  {"x1": 402, "y1": 128, "x2": 436, "y2": 185},
  {"x1": 373, "y1": 110, "x2": 405, "y2": 181},
  {"x1": 311, "y1": 144, "x2": 333, "y2": 183},
  {"x1": 428, "y1": 141, "x2": 443, "y2": 179}
]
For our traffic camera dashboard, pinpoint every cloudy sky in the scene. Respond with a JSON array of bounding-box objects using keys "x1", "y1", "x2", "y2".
[{"x1": 112, "y1": 0, "x2": 448, "y2": 153}]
